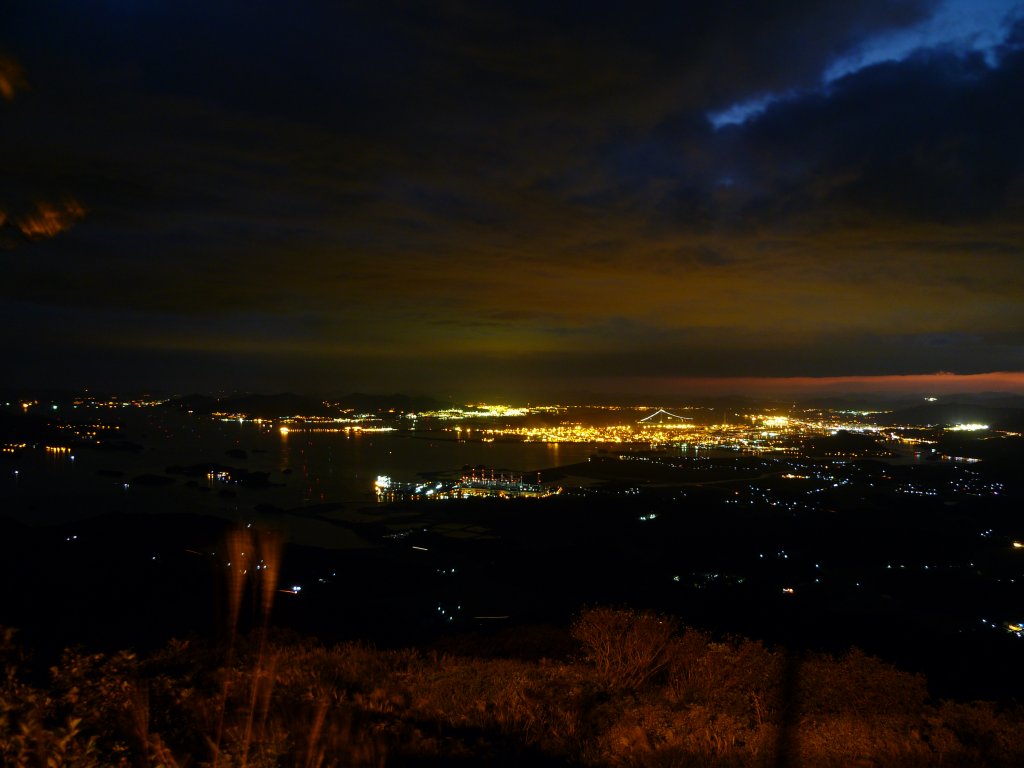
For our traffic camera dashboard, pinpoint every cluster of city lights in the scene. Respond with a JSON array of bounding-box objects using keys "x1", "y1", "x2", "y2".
[
  {"x1": 409, "y1": 404, "x2": 532, "y2": 420},
  {"x1": 71, "y1": 396, "x2": 165, "y2": 408},
  {"x1": 473, "y1": 416, "x2": 878, "y2": 454},
  {"x1": 278, "y1": 425, "x2": 395, "y2": 436}
]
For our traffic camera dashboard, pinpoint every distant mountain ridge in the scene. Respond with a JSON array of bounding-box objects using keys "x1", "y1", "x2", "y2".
[
  {"x1": 164, "y1": 392, "x2": 452, "y2": 417},
  {"x1": 330, "y1": 392, "x2": 452, "y2": 413},
  {"x1": 165, "y1": 393, "x2": 332, "y2": 417},
  {"x1": 881, "y1": 401, "x2": 1024, "y2": 431}
]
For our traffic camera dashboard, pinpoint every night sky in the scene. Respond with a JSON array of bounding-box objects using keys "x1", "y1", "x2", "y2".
[{"x1": 2, "y1": 1, "x2": 1023, "y2": 400}]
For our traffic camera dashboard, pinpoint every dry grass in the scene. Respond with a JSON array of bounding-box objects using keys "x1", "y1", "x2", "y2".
[{"x1": 4, "y1": 573, "x2": 1024, "y2": 767}]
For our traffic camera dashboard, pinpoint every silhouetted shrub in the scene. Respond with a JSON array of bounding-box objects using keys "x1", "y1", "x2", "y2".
[
  {"x1": 0, "y1": 628, "x2": 103, "y2": 767},
  {"x1": 939, "y1": 700, "x2": 1024, "y2": 767},
  {"x1": 797, "y1": 648, "x2": 929, "y2": 717},
  {"x1": 572, "y1": 607, "x2": 678, "y2": 691}
]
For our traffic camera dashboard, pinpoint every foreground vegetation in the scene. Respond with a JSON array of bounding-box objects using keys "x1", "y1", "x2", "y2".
[{"x1": 3, "y1": 606, "x2": 1024, "y2": 768}]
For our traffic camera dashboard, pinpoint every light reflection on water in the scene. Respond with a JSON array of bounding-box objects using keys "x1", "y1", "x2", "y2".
[{"x1": 0, "y1": 410, "x2": 597, "y2": 531}]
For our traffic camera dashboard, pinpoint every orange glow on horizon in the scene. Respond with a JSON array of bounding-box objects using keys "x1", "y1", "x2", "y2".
[{"x1": 647, "y1": 371, "x2": 1024, "y2": 397}]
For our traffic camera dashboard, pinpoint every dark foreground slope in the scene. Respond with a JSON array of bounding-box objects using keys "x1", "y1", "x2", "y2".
[{"x1": 3, "y1": 608, "x2": 1024, "y2": 767}]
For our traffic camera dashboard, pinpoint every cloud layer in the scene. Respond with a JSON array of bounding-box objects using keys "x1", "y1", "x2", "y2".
[{"x1": 1, "y1": 1, "x2": 1022, "y2": 397}]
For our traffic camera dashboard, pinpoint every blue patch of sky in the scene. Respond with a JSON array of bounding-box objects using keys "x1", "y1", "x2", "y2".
[{"x1": 709, "y1": 0, "x2": 1024, "y2": 129}]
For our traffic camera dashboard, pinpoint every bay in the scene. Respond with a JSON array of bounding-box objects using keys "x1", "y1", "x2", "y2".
[{"x1": 0, "y1": 408, "x2": 597, "y2": 547}]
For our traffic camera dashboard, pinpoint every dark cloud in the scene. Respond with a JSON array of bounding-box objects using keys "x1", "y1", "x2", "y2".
[
  {"x1": 1, "y1": 1, "x2": 1022, "y2": 396},
  {"x1": 609, "y1": 26, "x2": 1024, "y2": 234},
  {"x1": 673, "y1": 246, "x2": 734, "y2": 267},
  {"x1": 778, "y1": 46, "x2": 1024, "y2": 223}
]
